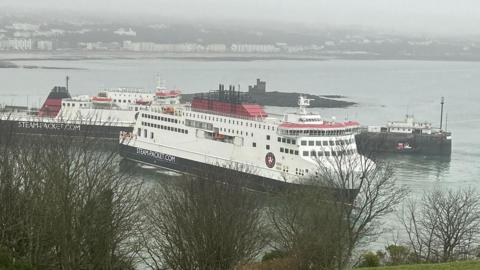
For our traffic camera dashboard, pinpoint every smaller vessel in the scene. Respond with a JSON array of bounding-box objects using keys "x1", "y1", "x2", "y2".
[
  {"x1": 0, "y1": 77, "x2": 157, "y2": 139},
  {"x1": 356, "y1": 98, "x2": 452, "y2": 156}
]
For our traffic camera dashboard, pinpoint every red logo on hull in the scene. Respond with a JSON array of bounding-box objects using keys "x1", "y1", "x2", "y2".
[{"x1": 265, "y1": 152, "x2": 276, "y2": 168}]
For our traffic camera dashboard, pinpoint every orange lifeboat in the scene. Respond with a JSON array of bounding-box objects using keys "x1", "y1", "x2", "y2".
[
  {"x1": 92, "y1": 96, "x2": 113, "y2": 103},
  {"x1": 162, "y1": 107, "x2": 174, "y2": 114},
  {"x1": 213, "y1": 132, "x2": 225, "y2": 140}
]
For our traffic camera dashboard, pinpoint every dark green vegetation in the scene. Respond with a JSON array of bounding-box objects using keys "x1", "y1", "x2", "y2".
[
  {"x1": 360, "y1": 260, "x2": 480, "y2": 270},
  {"x1": 0, "y1": 134, "x2": 142, "y2": 269},
  {"x1": 4, "y1": 132, "x2": 477, "y2": 270}
]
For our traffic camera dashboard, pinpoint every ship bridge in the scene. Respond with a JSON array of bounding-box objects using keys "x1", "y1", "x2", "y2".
[{"x1": 278, "y1": 96, "x2": 360, "y2": 137}]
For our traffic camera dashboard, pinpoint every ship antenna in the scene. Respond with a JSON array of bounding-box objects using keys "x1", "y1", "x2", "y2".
[
  {"x1": 445, "y1": 112, "x2": 448, "y2": 132},
  {"x1": 66, "y1": 76, "x2": 69, "y2": 92},
  {"x1": 440, "y1": 96, "x2": 445, "y2": 131}
]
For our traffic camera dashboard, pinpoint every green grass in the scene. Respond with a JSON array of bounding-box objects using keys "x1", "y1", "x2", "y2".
[{"x1": 360, "y1": 260, "x2": 480, "y2": 270}]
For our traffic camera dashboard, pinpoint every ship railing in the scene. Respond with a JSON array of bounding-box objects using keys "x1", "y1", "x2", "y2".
[
  {"x1": 189, "y1": 107, "x2": 277, "y2": 123},
  {"x1": 1, "y1": 113, "x2": 135, "y2": 127},
  {"x1": 103, "y1": 87, "x2": 149, "y2": 94}
]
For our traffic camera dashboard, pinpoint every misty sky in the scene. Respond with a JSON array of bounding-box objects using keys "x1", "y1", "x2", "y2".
[{"x1": 2, "y1": 0, "x2": 480, "y2": 36}]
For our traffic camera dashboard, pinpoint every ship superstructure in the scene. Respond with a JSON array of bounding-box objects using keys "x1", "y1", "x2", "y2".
[
  {"x1": 120, "y1": 84, "x2": 361, "y2": 185},
  {"x1": 356, "y1": 98, "x2": 452, "y2": 156},
  {"x1": 356, "y1": 114, "x2": 452, "y2": 156},
  {"x1": 0, "y1": 81, "x2": 160, "y2": 139}
]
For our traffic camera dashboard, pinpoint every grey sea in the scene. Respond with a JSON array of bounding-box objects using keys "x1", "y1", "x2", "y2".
[
  {"x1": 1, "y1": 57, "x2": 479, "y2": 248},
  {"x1": 1, "y1": 58, "x2": 478, "y2": 191}
]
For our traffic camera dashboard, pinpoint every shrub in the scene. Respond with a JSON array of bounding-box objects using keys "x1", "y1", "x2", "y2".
[
  {"x1": 262, "y1": 250, "x2": 288, "y2": 262},
  {"x1": 359, "y1": 252, "x2": 381, "y2": 268}
]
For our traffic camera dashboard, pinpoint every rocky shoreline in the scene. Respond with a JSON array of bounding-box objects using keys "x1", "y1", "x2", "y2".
[{"x1": 181, "y1": 91, "x2": 355, "y2": 108}]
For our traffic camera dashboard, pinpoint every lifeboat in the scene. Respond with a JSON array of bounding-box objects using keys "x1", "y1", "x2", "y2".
[
  {"x1": 92, "y1": 96, "x2": 113, "y2": 104},
  {"x1": 135, "y1": 99, "x2": 151, "y2": 106},
  {"x1": 162, "y1": 107, "x2": 175, "y2": 114},
  {"x1": 155, "y1": 90, "x2": 181, "y2": 97},
  {"x1": 213, "y1": 132, "x2": 225, "y2": 140}
]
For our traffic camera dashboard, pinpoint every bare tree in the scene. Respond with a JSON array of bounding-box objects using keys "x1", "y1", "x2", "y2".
[
  {"x1": 400, "y1": 188, "x2": 480, "y2": 263},
  {"x1": 304, "y1": 142, "x2": 408, "y2": 268},
  {"x1": 0, "y1": 126, "x2": 143, "y2": 269},
  {"x1": 267, "y1": 185, "x2": 350, "y2": 270},
  {"x1": 140, "y1": 176, "x2": 268, "y2": 270}
]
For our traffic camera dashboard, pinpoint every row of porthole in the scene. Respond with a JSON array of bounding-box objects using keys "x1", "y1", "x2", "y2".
[
  {"x1": 142, "y1": 113, "x2": 178, "y2": 124},
  {"x1": 185, "y1": 112, "x2": 275, "y2": 131},
  {"x1": 302, "y1": 149, "x2": 356, "y2": 157},
  {"x1": 300, "y1": 138, "x2": 355, "y2": 147}
]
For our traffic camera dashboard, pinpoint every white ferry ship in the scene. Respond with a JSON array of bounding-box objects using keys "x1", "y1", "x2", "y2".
[
  {"x1": 0, "y1": 78, "x2": 173, "y2": 139},
  {"x1": 119, "y1": 84, "x2": 361, "y2": 187}
]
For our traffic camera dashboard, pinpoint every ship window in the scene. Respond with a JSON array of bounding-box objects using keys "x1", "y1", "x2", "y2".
[
  {"x1": 303, "y1": 151, "x2": 309, "y2": 156},
  {"x1": 311, "y1": 150, "x2": 316, "y2": 157},
  {"x1": 332, "y1": 151, "x2": 337, "y2": 156},
  {"x1": 301, "y1": 140, "x2": 307, "y2": 146},
  {"x1": 266, "y1": 145, "x2": 270, "y2": 150},
  {"x1": 72, "y1": 103, "x2": 75, "y2": 107},
  {"x1": 252, "y1": 142, "x2": 256, "y2": 147},
  {"x1": 150, "y1": 132, "x2": 154, "y2": 139},
  {"x1": 278, "y1": 137, "x2": 281, "y2": 142},
  {"x1": 185, "y1": 130, "x2": 188, "y2": 134},
  {"x1": 284, "y1": 148, "x2": 289, "y2": 153},
  {"x1": 295, "y1": 150, "x2": 299, "y2": 155},
  {"x1": 336, "y1": 141, "x2": 340, "y2": 145},
  {"x1": 318, "y1": 151, "x2": 324, "y2": 156},
  {"x1": 144, "y1": 129, "x2": 147, "y2": 138},
  {"x1": 316, "y1": 141, "x2": 321, "y2": 146},
  {"x1": 292, "y1": 139, "x2": 296, "y2": 144},
  {"x1": 290, "y1": 149, "x2": 294, "y2": 154},
  {"x1": 246, "y1": 132, "x2": 248, "y2": 136},
  {"x1": 137, "y1": 128, "x2": 141, "y2": 136},
  {"x1": 323, "y1": 141, "x2": 328, "y2": 146},
  {"x1": 267, "y1": 135, "x2": 270, "y2": 140},
  {"x1": 280, "y1": 147, "x2": 284, "y2": 153},
  {"x1": 282, "y1": 138, "x2": 286, "y2": 143},
  {"x1": 329, "y1": 141, "x2": 334, "y2": 146},
  {"x1": 263, "y1": 125, "x2": 266, "y2": 129},
  {"x1": 268, "y1": 126, "x2": 270, "y2": 130},
  {"x1": 286, "y1": 139, "x2": 291, "y2": 144},
  {"x1": 308, "y1": 141, "x2": 314, "y2": 146}
]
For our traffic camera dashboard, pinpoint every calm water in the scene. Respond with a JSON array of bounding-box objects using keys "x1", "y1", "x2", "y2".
[
  {"x1": 1, "y1": 58, "x2": 478, "y2": 193},
  {"x1": 2, "y1": 58, "x2": 479, "y2": 248}
]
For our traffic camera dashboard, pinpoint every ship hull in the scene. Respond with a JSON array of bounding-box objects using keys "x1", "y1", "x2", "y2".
[
  {"x1": 119, "y1": 143, "x2": 293, "y2": 192},
  {"x1": 355, "y1": 132, "x2": 452, "y2": 156},
  {"x1": 0, "y1": 119, "x2": 133, "y2": 139}
]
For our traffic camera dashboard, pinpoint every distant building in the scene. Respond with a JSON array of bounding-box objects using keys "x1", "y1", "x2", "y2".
[
  {"x1": 0, "y1": 39, "x2": 32, "y2": 50},
  {"x1": 248, "y1": 79, "x2": 266, "y2": 94},
  {"x1": 36, "y1": 40, "x2": 53, "y2": 51},
  {"x1": 206, "y1": 44, "x2": 226, "y2": 53}
]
